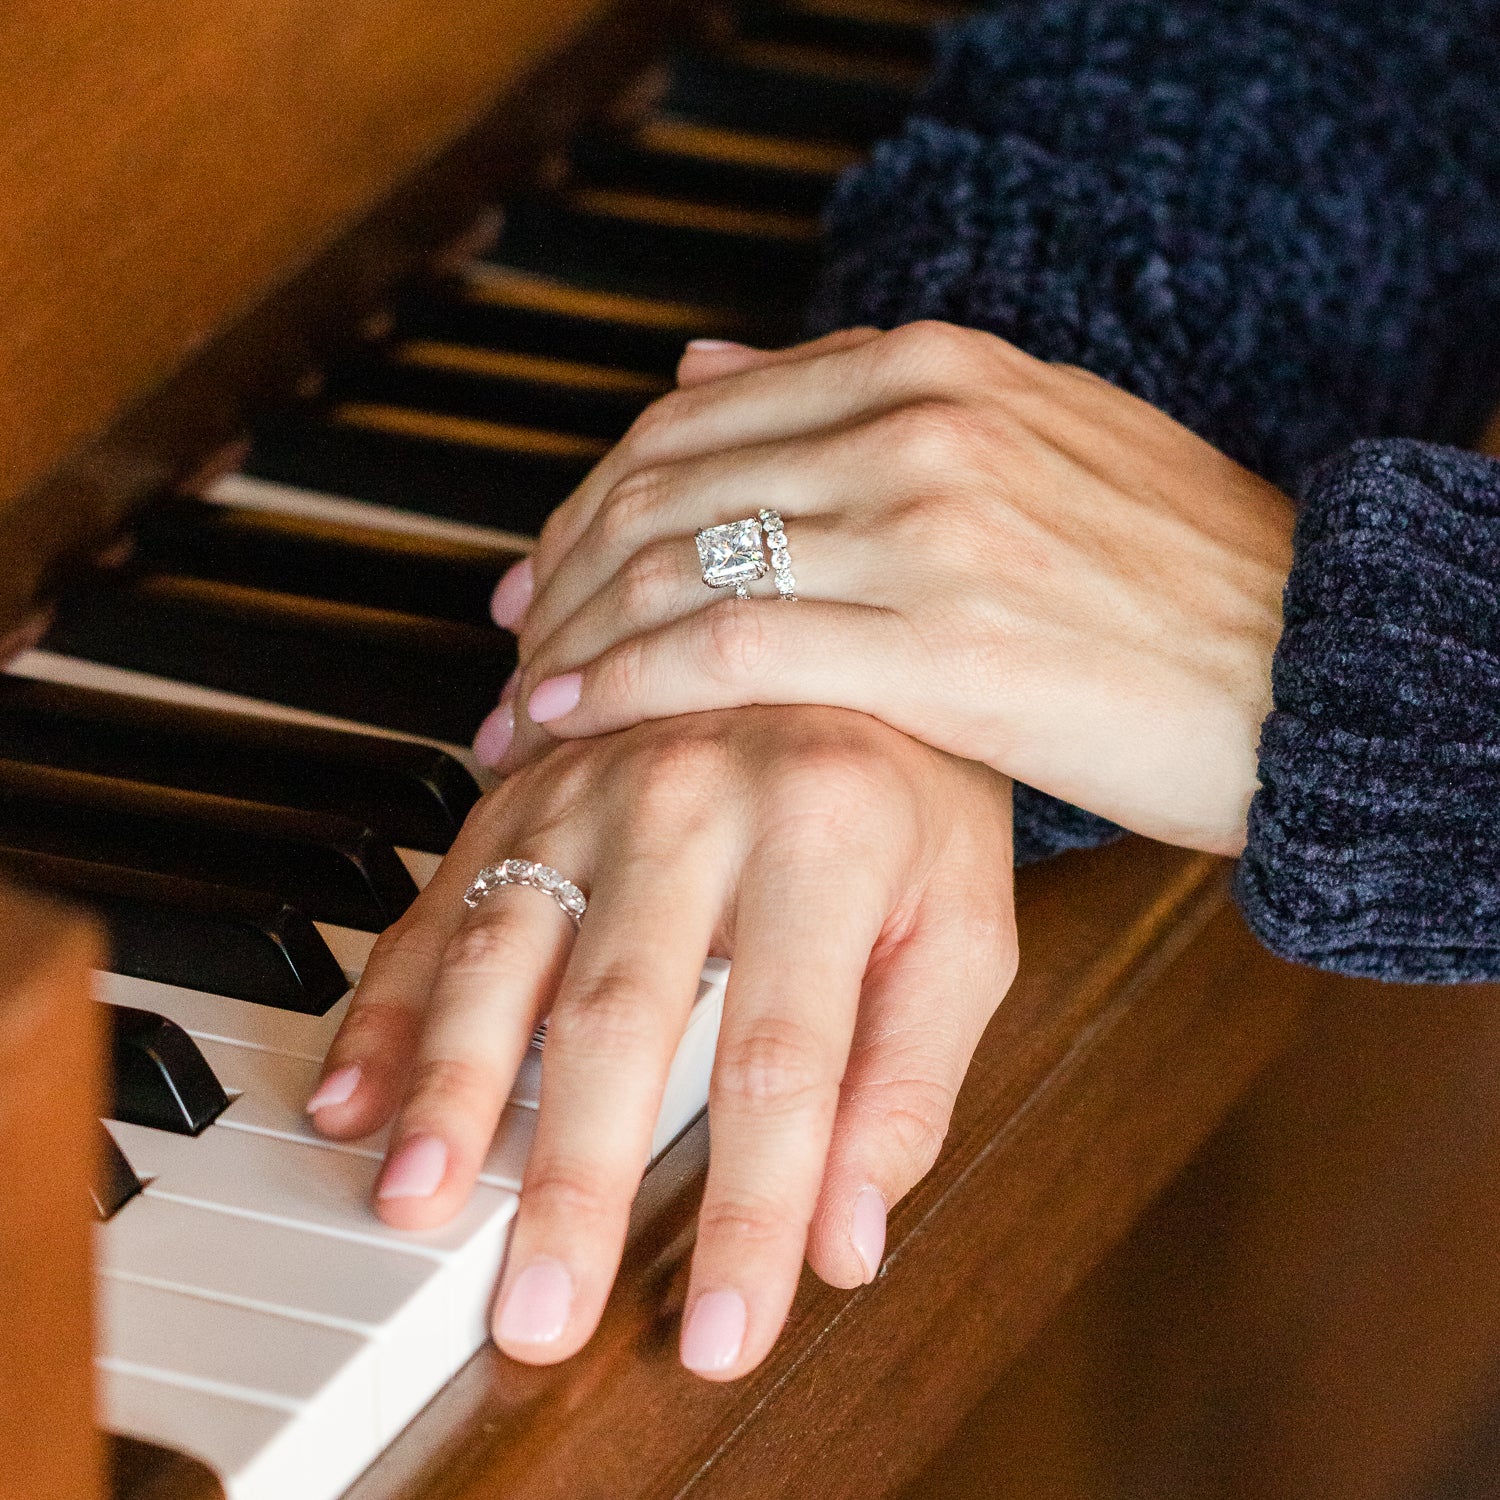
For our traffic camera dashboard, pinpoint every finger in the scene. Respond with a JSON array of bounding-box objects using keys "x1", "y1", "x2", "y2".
[
  {"x1": 518, "y1": 426, "x2": 875, "y2": 661},
  {"x1": 371, "y1": 817, "x2": 591, "y2": 1232},
  {"x1": 675, "y1": 326, "x2": 882, "y2": 388},
  {"x1": 496, "y1": 600, "x2": 914, "y2": 776},
  {"x1": 491, "y1": 804, "x2": 725, "y2": 1363},
  {"x1": 307, "y1": 797, "x2": 519, "y2": 1140},
  {"x1": 805, "y1": 849, "x2": 1017, "y2": 1289},
  {"x1": 527, "y1": 323, "x2": 944, "y2": 597},
  {"x1": 679, "y1": 824, "x2": 889, "y2": 1380}
]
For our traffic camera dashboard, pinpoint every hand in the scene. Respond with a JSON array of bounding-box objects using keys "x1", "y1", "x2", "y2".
[
  {"x1": 309, "y1": 707, "x2": 1017, "y2": 1379},
  {"x1": 481, "y1": 323, "x2": 1295, "y2": 856}
]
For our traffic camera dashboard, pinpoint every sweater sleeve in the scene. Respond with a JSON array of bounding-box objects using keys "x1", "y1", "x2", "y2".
[
  {"x1": 1235, "y1": 440, "x2": 1500, "y2": 982},
  {"x1": 804, "y1": 0, "x2": 1500, "y2": 906}
]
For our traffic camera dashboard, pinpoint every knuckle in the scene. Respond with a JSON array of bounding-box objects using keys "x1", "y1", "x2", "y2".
[
  {"x1": 697, "y1": 600, "x2": 775, "y2": 686},
  {"x1": 547, "y1": 976, "x2": 661, "y2": 1061},
  {"x1": 617, "y1": 543, "x2": 680, "y2": 625},
  {"x1": 598, "y1": 466, "x2": 667, "y2": 551},
  {"x1": 714, "y1": 1019, "x2": 840, "y2": 1113},
  {"x1": 847, "y1": 1075, "x2": 954, "y2": 1178},
  {"x1": 871, "y1": 398, "x2": 977, "y2": 477},
  {"x1": 522, "y1": 1157, "x2": 627, "y2": 1226},
  {"x1": 697, "y1": 1195, "x2": 801, "y2": 1249},
  {"x1": 625, "y1": 730, "x2": 731, "y2": 810},
  {"x1": 406, "y1": 1054, "x2": 503, "y2": 1117},
  {"x1": 441, "y1": 917, "x2": 538, "y2": 977}
]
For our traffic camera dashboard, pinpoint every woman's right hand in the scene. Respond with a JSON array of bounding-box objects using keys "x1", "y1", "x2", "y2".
[{"x1": 309, "y1": 706, "x2": 1017, "y2": 1380}]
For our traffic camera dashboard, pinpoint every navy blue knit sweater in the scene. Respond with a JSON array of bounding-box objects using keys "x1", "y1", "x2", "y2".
[{"x1": 807, "y1": 0, "x2": 1500, "y2": 981}]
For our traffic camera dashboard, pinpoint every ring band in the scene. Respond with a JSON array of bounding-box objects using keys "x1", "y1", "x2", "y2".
[
  {"x1": 696, "y1": 516, "x2": 768, "y2": 599},
  {"x1": 463, "y1": 859, "x2": 588, "y2": 926},
  {"x1": 758, "y1": 508, "x2": 797, "y2": 600}
]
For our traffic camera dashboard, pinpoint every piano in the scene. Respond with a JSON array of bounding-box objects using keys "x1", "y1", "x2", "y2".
[{"x1": 5, "y1": 4, "x2": 1500, "y2": 1499}]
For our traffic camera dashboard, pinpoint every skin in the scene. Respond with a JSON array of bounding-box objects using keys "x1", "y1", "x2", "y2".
[
  {"x1": 484, "y1": 323, "x2": 1297, "y2": 857},
  {"x1": 311, "y1": 707, "x2": 1018, "y2": 1379}
]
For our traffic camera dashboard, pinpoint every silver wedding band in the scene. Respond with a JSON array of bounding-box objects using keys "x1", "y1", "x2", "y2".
[{"x1": 463, "y1": 859, "x2": 587, "y2": 927}]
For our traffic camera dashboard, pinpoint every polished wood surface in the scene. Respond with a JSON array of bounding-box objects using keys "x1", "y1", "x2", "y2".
[
  {"x1": 0, "y1": 0, "x2": 686, "y2": 636},
  {"x1": 0, "y1": 885, "x2": 103, "y2": 1500},
  {"x1": 304, "y1": 838, "x2": 1309, "y2": 1500}
]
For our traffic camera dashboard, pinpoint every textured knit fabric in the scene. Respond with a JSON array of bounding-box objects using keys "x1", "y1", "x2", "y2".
[
  {"x1": 806, "y1": 0, "x2": 1500, "y2": 975},
  {"x1": 1236, "y1": 441, "x2": 1500, "y2": 981}
]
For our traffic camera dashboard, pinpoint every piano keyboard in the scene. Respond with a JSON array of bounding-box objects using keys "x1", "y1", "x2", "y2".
[{"x1": 0, "y1": 4, "x2": 953, "y2": 1496}]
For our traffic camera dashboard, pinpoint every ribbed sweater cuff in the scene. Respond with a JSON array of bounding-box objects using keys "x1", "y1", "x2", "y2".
[{"x1": 1235, "y1": 440, "x2": 1500, "y2": 981}]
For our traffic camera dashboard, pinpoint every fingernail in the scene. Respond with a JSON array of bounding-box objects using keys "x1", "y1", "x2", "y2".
[
  {"x1": 377, "y1": 1134, "x2": 448, "y2": 1200},
  {"x1": 499, "y1": 670, "x2": 519, "y2": 705},
  {"x1": 527, "y1": 672, "x2": 582, "y2": 724},
  {"x1": 850, "y1": 1185, "x2": 887, "y2": 1283},
  {"x1": 490, "y1": 557, "x2": 534, "y2": 629},
  {"x1": 680, "y1": 1289, "x2": 747, "y2": 1374},
  {"x1": 685, "y1": 338, "x2": 747, "y2": 353},
  {"x1": 472, "y1": 701, "x2": 515, "y2": 766},
  {"x1": 305, "y1": 1063, "x2": 361, "y2": 1114},
  {"x1": 496, "y1": 1258, "x2": 574, "y2": 1345}
]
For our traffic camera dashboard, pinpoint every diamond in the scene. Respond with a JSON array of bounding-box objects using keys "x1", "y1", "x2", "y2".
[
  {"x1": 771, "y1": 549, "x2": 790, "y2": 569},
  {"x1": 696, "y1": 518, "x2": 767, "y2": 588}
]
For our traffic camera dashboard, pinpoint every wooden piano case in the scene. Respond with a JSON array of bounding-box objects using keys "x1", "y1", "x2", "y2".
[{"x1": 3, "y1": 2, "x2": 1498, "y2": 1497}]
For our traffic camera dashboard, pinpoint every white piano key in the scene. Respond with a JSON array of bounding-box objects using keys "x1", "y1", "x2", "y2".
[
  {"x1": 195, "y1": 1035, "x2": 538, "y2": 1188},
  {"x1": 98, "y1": 972, "x2": 352, "y2": 1060},
  {"x1": 100, "y1": 1278, "x2": 380, "y2": 1450},
  {"x1": 9, "y1": 649, "x2": 482, "y2": 773},
  {"x1": 108, "y1": 1117, "x2": 518, "y2": 1359},
  {"x1": 315, "y1": 923, "x2": 376, "y2": 983},
  {"x1": 396, "y1": 847, "x2": 443, "y2": 887},
  {"x1": 511, "y1": 1041, "x2": 543, "y2": 1108},
  {"x1": 99, "y1": 1196, "x2": 463, "y2": 1435},
  {"x1": 105, "y1": 1116, "x2": 516, "y2": 1254},
  {"x1": 653, "y1": 958, "x2": 728, "y2": 1156},
  {"x1": 206, "y1": 472, "x2": 538, "y2": 554},
  {"x1": 103, "y1": 1369, "x2": 368, "y2": 1500}
]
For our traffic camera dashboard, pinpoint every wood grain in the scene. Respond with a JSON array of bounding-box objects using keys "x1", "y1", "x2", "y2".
[
  {"x1": 0, "y1": 883, "x2": 105, "y2": 1500},
  {"x1": 333, "y1": 837, "x2": 1309, "y2": 1500},
  {"x1": 0, "y1": 0, "x2": 688, "y2": 636}
]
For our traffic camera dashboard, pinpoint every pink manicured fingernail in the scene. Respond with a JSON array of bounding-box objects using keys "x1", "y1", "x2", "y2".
[
  {"x1": 490, "y1": 557, "x2": 534, "y2": 629},
  {"x1": 850, "y1": 1185, "x2": 887, "y2": 1283},
  {"x1": 527, "y1": 672, "x2": 582, "y2": 724},
  {"x1": 377, "y1": 1135, "x2": 448, "y2": 1200},
  {"x1": 305, "y1": 1064, "x2": 361, "y2": 1113},
  {"x1": 680, "y1": 1289, "x2": 747, "y2": 1374},
  {"x1": 472, "y1": 701, "x2": 514, "y2": 766},
  {"x1": 496, "y1": 1258, "x2": 574, "y2": 1345},
  {"x1": 684, "y1": 338, "x2": 747, "y2": 353},
  {"x1": 499, "y1": 670, "x2": 519, "y2": 705}
]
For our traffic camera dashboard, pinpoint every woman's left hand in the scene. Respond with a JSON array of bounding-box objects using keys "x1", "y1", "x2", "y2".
[{"x1": 481, "y1": 322, "x2": 1295, "y2": 857}]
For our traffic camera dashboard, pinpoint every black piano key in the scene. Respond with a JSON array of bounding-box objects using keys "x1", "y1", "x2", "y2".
[
  {"x1": 44, "y1": 571, "x2": 514, "y2": 744},
  {"x1": 0, "y1": 847, "x2": 349, "y2": 1013},
  {"x1": 243, "y1": 410, "x2": 596, "y2": 536},
  {"x1": 661, "y1": 45, "x2": 914, "y2": 147},
  {"x1": 94, "y1": 1126, "x2": 145, "y2": 1220},
  {"x1": 324, "y1": 345, "x2": 664, "y2": 445},
  {"x1": 105, "y1": 1003, "x2": 231, "y2": 1136},
  {"x1": 0, "y1": 758, "x2": 418, "y2": 932},
  {"x1": 392, "y1": 276, "x2": 785, "y2": 377},
  {"x1": 569, "y1": 120, "x2": 855, "y2": 218},
  {"x1": 487, "y1": 191, "x2": 822, "y2": 309},
  {"x1": 0, "y1": 674, "x2": 480, "y2": 854},
  {"x1": 134, "y1": 497, "x2": 521, "y2": 627},
  {"x1": 733, "y1": 0, "x2": 942, "y2": 64}
]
